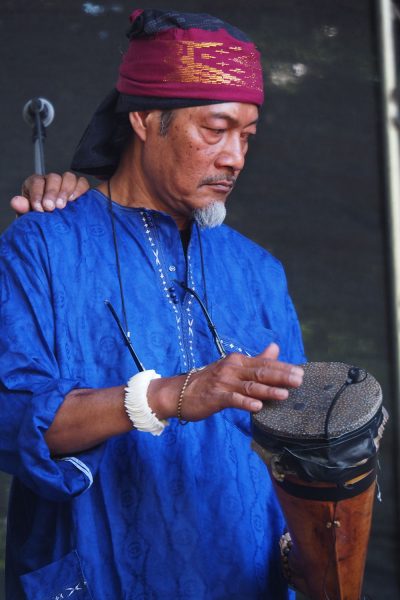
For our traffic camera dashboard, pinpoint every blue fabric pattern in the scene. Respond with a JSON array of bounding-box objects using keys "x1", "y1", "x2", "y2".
[
  {"x1": 0, "y1": 189, "x2": 305, "y2": 599},
  {"x1": 20, "y1": 550, "x2": 92, "y2": 600}
]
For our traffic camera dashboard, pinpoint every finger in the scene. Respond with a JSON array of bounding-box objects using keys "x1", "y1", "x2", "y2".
[
  {"x1": 224, "y1": 391, "x2": 264, "y2": 413},
  {"x1": 239, "y1": 363, "x2": 303, "y2": 388},
  {"x1": 240, "y1": 379, "x2": 289, "y2": 401},
  {"x1": 222, "y1": 346, "x2": 280, "y2": 368},
  {"x1": 225, "y1": 347, "x2": 283, "y2": 369},
  {"x1": 21, "y1": 174, "x2": 47, "y2": 212},
  {"x1": 10, "y1": 195, "x2": 36, "y2": 214},
  {"x1": 42, "y1": 173, "x2": 62, "y2": 211},
  {"x1": 258, "y1": 342, "x2": 280, "y2": 361},
  {"x1": 68, "y1": 175, "x2": 90, "y2": 202},
  {"x1": 54, "y1": 172, "x2": 80, "y2": 208}
]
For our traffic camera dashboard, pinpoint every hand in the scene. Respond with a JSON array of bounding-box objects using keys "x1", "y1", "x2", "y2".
[
  {"x1": 148, "y1": 343, "x2": 304, "y2": 422},
  {"x1": 10, "y1": 172, "x2": 90, "y2": 214},
  {"x1": 45, "y1": 344, "x2": 303, "y2": 454}
]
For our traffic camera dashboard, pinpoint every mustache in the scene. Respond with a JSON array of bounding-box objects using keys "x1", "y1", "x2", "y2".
[{"x1": 200, "y1": 175, "x2": 237, "y2": 187}]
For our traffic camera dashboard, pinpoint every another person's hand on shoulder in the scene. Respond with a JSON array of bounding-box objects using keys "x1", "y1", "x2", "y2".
[{"x1": 10, "y1": 172, "x2": 90, "y2": 214}]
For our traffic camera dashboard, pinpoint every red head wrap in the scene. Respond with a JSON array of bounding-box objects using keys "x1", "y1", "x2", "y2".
[
  {"x1": 71, "y1": 10, "x2": 264, "y2": 177},
  {"x1": 117, "y1": 9, "x2": 264, "y2": 106}
]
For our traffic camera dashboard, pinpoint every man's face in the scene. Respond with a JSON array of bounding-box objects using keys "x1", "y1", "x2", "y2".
[{"x1": 138, "y1": 102, "x2": 258, "y2": 221}]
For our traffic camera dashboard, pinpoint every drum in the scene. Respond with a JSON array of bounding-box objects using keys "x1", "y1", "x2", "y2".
[{"x1": 251, "y1": 362, "x2": 388, "y2": 600}]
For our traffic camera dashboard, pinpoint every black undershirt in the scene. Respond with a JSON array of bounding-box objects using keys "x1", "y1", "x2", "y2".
[{"x1": 179, "y1": 227, "x2": 191, "y2": 256}]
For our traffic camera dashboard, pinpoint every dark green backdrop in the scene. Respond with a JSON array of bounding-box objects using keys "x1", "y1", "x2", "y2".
[{"x1": 0, "y1": 1, "x2": 398, "y2": 598}]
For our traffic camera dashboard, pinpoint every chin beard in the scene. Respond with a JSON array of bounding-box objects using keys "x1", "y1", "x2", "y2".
[{"x1": 193, "y1": 201, "x2": 227, "y2": 229}]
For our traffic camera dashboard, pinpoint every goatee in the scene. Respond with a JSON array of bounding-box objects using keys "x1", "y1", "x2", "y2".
[{"x1": 193, "y1": 201, "x2": 227, "y2": 229}]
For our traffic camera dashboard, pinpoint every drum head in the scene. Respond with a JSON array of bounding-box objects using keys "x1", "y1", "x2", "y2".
[{"x1": 252, "y1": 362, "x2": 382, "y2": 441}]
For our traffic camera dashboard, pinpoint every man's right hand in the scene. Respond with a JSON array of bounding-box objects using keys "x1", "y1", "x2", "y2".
[
  {"x1": 45, "y1": 343, "x2": 304, "y2": 455},
  {"x1": 148, "y1": 343, "x2": 304, "y2": 423},
  {"x1": 10, "y1": 172, "x2": 90, "y2": 214}
]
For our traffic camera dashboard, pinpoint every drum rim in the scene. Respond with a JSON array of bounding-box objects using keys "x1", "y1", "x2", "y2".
[
  {"x1": 251, "y1": 361, "x2": 382, "y2": 440},
  {"x1": 252, "y1": 406, "x2": 383, "y2": 448}
]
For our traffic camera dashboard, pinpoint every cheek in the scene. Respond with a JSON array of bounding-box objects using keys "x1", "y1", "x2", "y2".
[
  {"x1": 157, "y1": 127, "x2": 217, "y2": 194},
  {"x1": 172, "y1": 144, "x2": 212, "y2": 182},
  {"x1": 169, "y1": 125, "x2": 212, "y2": 161}
]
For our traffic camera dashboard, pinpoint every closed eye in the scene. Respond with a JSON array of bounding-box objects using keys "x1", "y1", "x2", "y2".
[
  {"x1": 242, "y1": 132, "x2": 255, "y2": 141},
  {"x1": 206, "y1": 128, "x2": 225, "y2": 135}
]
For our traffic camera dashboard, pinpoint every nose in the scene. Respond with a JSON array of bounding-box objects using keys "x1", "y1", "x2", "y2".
[{"x1": 215, "y1": 134, "x2": 246, "y2": 173}]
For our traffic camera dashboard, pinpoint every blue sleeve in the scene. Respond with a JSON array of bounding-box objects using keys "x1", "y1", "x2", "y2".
[
  {"x1": 280, "y1": 289, "x2": 307, "y2": 365},
  {"x1": 0, "y1": 218, "x2": 104, "y2": 501},
  {"x1": 223, "y1": 250, "x2": 306, "y2": 438},
  {"x1": 267, "y1": 261, "x2": 306, "y2": 365}
]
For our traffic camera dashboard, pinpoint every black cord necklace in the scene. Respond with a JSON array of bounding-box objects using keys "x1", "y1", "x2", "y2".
[
  {"x1": 105, "y1": 182, "x2": 223, "y2": 363},
  {"x1": 105, "y1": 180, "x2": 144, "y2": 372},
  {"x1": 107, "y1": 180, "x2": 130, "y2": 338},
  {"x1": 195, "y1": 221, "x2": 209, "y2": 312}
]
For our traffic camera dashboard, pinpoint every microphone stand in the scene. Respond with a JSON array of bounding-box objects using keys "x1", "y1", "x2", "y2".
[{"x1": 22, "y1": 97, "x2": 55, "y2": 175}]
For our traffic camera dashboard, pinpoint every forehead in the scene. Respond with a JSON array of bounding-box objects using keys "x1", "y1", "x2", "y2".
[{"x1": 174, "y1": 102, "x2": 259, "y2": 125}]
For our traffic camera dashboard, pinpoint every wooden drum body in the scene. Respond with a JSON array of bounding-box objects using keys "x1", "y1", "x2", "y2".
[{"x1": 252, "y1": 362, "x2": 388, "y2": 600}]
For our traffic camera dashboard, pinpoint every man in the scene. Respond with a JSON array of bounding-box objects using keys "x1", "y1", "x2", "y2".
[{"x1": 1, "y1": 9, "x2": 305, "y2": 599}]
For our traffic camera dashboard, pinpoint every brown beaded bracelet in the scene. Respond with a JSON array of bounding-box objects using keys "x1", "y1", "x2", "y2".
[{"x1": 177, "y1": 368, "x2": 197, "y2": 425}]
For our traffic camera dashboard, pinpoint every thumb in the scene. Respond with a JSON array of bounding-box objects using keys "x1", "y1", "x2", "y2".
[
  {"x1": 258, "y1": 342, "x2": 280, "y2": 361},
  {"x1": 10, "y1": 196, "x2": 33, "y2": 215}
]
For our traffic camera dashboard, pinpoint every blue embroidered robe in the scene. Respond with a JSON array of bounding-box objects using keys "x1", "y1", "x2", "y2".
[{"x1": 0, "y1": 190, "x2": 305, "y2": 599}]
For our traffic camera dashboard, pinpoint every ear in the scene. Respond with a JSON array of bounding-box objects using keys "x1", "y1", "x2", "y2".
[{"x1": 128, "y1": 111, "x2": 152, "y2": 142}]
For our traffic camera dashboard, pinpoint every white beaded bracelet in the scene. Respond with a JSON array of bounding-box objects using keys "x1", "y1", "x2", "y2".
[{"x1": 124, "y1": 370, "x2": 168, "y2": 436}]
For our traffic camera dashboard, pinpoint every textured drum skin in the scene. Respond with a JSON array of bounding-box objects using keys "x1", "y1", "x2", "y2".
[{"x1": 253, "y1": 362, "x2": 382, "y2": 440}]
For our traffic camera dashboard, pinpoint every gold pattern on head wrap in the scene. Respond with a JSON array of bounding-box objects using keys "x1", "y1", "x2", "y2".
[{"x1": 163, "y1": 41, "x2": 262, "y2": 90}]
